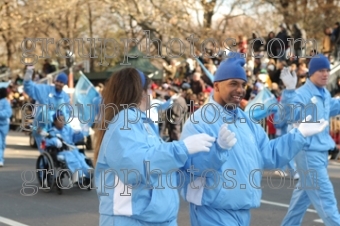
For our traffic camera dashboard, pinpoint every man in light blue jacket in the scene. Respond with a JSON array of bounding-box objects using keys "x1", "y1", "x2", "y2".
[
  {"x1": 0, "y1": 87, "x2": 12, "y2": 167},
  {"x1": 280, "y1": 54, "x2": 340, "y2": 225},
  {"x1": 23, "y1": 67, "x2": 71, "y2": 152},
  {"x1": 180, "y1": 55, "x2": 329, "y2": 226}
]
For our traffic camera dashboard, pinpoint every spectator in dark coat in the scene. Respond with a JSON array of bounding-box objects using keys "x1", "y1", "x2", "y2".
[{"x1": 165, "y1": 86, "x2": 187, "y2": 141}]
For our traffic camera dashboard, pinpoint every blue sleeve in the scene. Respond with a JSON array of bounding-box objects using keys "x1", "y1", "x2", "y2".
[
  {"x1": 102, "y1": 119, "x2": 189, "y2": 186},
  {"x1": 180, "y1": 122, "x2": 228, "y2": 177},
  {"x1": 253, "y1": 123, "x2": 307, "y2": 169},
  {"x1": 72, "y1": 131, "x2": 85, "y2": 144},
  {"x1": 273, "y1": 104, "x2": 286, "y2": 129},
  {"x1": 23, "y1": 80, "x2": 50, "y2": 103},
  {"x1": 280, "y1": 89, "x2": 313, "y2": 124},
  {"x1": 329, "y1": 97, "x2": 340, "y2": 117},
  {"x1": 0, "y1": 100, "x2": 12, "y2": 119},
  {"x1": 45, "y1": 137, "x2": 59, "y2": 147}
]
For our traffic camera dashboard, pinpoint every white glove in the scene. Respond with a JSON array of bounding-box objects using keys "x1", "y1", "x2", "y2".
[
  {"x1": 217, "y1": 124, "x2": 237, "y2": 150},
  {"x1": 280, "y1": 67, "x2": 297, "y2": 90},
  {"x1": 24, "y1": 66, "x2": 34, "y2": 81},
  {"x1": 297, "y1": 115, "x2": 329, "y2": 137},
  {"x1": 40, "y1": 130, "x2": 49, "y2": 137},
  {"x1": 55, "y1": 139, "x2": 63, "y2": 148},
  {"x1": 183, "y1": 133, "x2": 216, "y2": 154}
]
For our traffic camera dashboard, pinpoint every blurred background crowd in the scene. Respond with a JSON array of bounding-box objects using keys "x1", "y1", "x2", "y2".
[{"x1": 1, "y1": 0, "x2": 340, "y2": 153}]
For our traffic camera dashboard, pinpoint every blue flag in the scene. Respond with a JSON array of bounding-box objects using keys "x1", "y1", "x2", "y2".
[
  {"x1": 195, "y1": 58, "x2": 214, "y2": 83},
  {"x1": 244, "y1": 87, "x2": 279, "y2": 121},
  {"x1": 72, "y1": 72, "x2": 101, "y2": 136}
]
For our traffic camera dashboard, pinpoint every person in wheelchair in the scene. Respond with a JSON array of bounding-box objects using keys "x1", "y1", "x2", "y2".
[{"x1": 43, "y1": 110, "x2": 93, "y2": 184}]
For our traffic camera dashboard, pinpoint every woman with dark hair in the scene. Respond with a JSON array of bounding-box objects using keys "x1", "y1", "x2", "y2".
[
  {"x1": 0, "y1": 87, "x2": 12, "y2": 167},
  {"x1": 93, "y1": 68, "x2": 217, "y2": 226}
]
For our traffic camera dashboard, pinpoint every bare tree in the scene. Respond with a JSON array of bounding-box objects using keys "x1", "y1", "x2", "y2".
[{"x1": 0, "y1": 1, "x2": 24, "y2": 68}]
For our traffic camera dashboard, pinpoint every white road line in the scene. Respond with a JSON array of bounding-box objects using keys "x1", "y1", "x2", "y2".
[
  {"x1": 0, "y1": 216, "x2": 30, "y2": 226},
  {"x1": 261, "y1": 200, "x2": 323, "y2": 224},
  {"x1": 261, "y1": 200, "x2": 317, "y2": 213}
]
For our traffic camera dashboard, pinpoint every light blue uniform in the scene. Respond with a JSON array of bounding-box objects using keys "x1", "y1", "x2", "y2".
[
  {"x1": 45, "y1": 125, "x2": 91, "y2": 179},
  {"x1": 180, "y1": 96, "x2": 308, "y2": 226},
  {"x1": 273, "y1": 104, "x2": 297, "y2": 176},
  {"x1": 0, "y1": 98, "x2": 12, "y2": 164},
  {"x1": 280, "y1": 78, "x2": 340, "y2": 226},
  {"x1": 95, "y1": 108, "x2": 190, "y2": 226},
  {"x1": 24, "y1": 80, "x2": 70, "y2": 152}
]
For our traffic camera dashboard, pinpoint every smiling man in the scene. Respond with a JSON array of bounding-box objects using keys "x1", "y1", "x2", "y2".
[{"x1": 179, "y1": 55, "x2": 329, "y2": 226}]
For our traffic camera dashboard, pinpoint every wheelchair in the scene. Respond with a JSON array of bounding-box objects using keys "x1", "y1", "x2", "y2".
[{"x1": 35, "y1": 134, "x2": 94, "y2": 195}]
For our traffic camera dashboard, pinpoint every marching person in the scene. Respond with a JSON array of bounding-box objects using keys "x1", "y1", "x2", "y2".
[
  {"x1": 23, "y1": 66, "x2": 71, "y2": 153},
  {"x1": 280, "y1": 54, "x2": 340, "y2": 225},
  {"x1": 93, "y1": 68, "x2": 218, "y2": 226},
  {"x1": 0, "y1": 87, "x2": 12, "y2": 167},
  {"x1": 179, "y1": 55, "x2": 328, "y2": 226}
]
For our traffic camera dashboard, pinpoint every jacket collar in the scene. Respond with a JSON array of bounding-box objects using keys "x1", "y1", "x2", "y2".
[{"x1": 304, "y1": 78, "x2": 325, "y2": 98}]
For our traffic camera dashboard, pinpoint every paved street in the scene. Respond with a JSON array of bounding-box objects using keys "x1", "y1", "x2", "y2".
[{"x1": 1, "y1": 131, "x2": 340, "y2": 226}]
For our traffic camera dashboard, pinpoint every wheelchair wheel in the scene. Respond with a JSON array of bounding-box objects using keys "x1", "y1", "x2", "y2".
[
  {"x1": 76, "y1": 176, "x2": 92, "y2": 191},
  {"x1": 36, "y1": 152, "x2": 56, "y2": 193},
  {"x1": 55, "y1": 168, "x2": 74, "y2": 195}
]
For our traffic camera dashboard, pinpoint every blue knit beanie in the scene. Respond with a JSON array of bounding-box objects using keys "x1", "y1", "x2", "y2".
[
  {"x1": 56, "y1": 72, "x2": 68, "y2": 84},
  {"x1": 214, "y1": 54, "x2": 247, "y2": 82},
  {"x1": 308, "y1": 54, "x2": 330, "y2": 76},
  {"x1": 52, "y1": 110, "x2": 64, "y2": 121}
]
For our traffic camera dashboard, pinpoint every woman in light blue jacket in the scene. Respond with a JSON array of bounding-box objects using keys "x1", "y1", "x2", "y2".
[
  {"x1": 0, "y1": 87, "x2": 13, "y2": 167},
  {"x1": 93, "y1": 68, "x2": 217, "y2": 226}
]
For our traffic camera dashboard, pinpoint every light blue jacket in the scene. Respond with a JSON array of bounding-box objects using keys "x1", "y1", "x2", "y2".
[
  {"x1": 273, "y1": 101, "x2": 288, "y2": 135},
  {"x1": 0, "y1": 98, "x2": 12, "y2": 126},
  {"x1": 280, "y1": 78, "x2": 340, "y2": 152},
  {"x1": 95, "y1": 108, "x2": 190, "y2": 222},
  {"x1": 24, "y1": 80, "x2": 70, "y2": 128},
  {"x1": 180, "y1": 96, "x2": 307, "y2": 210},
  {"x1": 45, "y1": 125, "x2": 84, "y2": 148}
]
